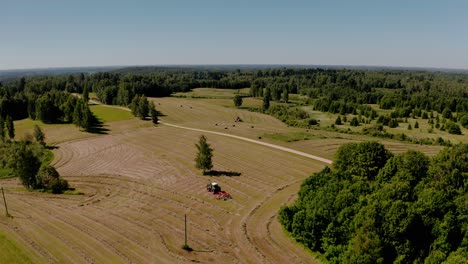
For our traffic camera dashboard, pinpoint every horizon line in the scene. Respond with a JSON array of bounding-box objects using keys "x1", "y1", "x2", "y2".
[{"x1": 1, "y1": 63, "x2": 468, "y2": 72}]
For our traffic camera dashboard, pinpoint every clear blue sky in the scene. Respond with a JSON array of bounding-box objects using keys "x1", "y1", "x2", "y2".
[{"x1": 1, "y1": 0, "x2": 468, "y2": 70}]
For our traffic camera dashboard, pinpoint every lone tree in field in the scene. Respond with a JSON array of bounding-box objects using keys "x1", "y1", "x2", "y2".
[
  {"x1": 195, "y1": 135, "x2": 213, "y2": 175},
  {"x1": 233, "y1": 94, "x2": 243, "y2": 108},
  {"x1": 33, "y1": 125, "x2": 46, "y2": 146}
]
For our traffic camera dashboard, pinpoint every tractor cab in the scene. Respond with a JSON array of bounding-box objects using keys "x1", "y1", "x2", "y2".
[{"x1": 207, "y1": 182, "x2": 221, "y2": 194}]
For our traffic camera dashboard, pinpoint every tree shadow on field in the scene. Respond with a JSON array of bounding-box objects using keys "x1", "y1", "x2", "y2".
[
  {"x1": 206, "y1": 170, "x2": 241, "y2": 177},
  {"x1": 45, "y1": 145, "x2": 59, "y2": 150},
  {"x1": 87, "y1": 114, "x2": 110, "y2": 134}
]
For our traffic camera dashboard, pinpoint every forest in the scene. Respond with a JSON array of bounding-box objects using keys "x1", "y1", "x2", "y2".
[
  {"x1": 279, "y1": 142, "x2": 468, "y2": 263},
  {"x1": 0, "y1": 67, "x2": 466, "y2": 144}
]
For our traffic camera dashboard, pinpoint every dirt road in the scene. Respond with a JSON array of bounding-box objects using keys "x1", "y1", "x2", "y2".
[{"x1": 91, "y1": 99, "x2": 332, "y2": 165}]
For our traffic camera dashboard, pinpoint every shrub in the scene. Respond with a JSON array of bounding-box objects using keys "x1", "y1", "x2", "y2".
[{"x1": 350, "y1": 117, "x2": 359, "y2": 126}]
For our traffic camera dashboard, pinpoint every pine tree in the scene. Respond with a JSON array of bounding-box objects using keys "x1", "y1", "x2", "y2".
[
  {"x1": 263, "y1": 88, "x2": 271, "y2": 111},
  {"x1": 149, "y1": 101, "x2": 158, "y2": 124},
  {"x1": 6, "y1": 115, "x2": 14, "y2": 140},
  {"x1": 233, "y1": 94, "x2": 243, "y2": 108},
  {"x1": 130, "y1": 95, "x2": 140, "y2": 116},
  {"x1": 138, "y1": 96, "x2": 149, "y2": 120},
  {"x1": 335, "y1": 116, "x2": 342, "y2": 125},
  {"x1": 195, "y1": 135, "x2": 213, "y2": 175},
  {"x1": 83, "y1": 85, "x2": 89, "y2": 102},
  {"x1": 33, "y1": 125, "x2": 46, "y2": 146},
  {"x1": 73, "y1": 100, "x2": 84, "y2": 128},
  {"x1": 282, "y1": 89, "x2": 289, "y2": 103},
  {"x1": 81, "y1": 106, "x2": 93, "y2": 131}
]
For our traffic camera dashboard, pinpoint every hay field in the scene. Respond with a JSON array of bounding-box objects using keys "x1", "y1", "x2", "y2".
[
  {"x1": 1, "y1": 93, "x2": 449, "y2": 263},
  {"x1": 1, "y1": 125, "x2": 324, "y2": 263}
]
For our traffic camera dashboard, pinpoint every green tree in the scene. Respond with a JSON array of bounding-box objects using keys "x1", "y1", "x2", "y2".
[
  {"x1": 138, "y1": 95, "x2": 149, "y2": 119},
  {"x1": 350, "y1": 117, "x2": 360, "y2": 126},
  {"x1": 37, "y1": 165, "x2": 69, "y2": 194},
  {"x1": 72, "y1": 100, "x2": 84, "y2": 128},
  {"x1": 447, "y1": 122, "x2": 462, "y2": 135},
  {"x1": 12, "y1": 144, "x2": 41, "y2": 189},
  {"x1": 414, "y1": 121, "x2": 419, "y2": 129},
  {"x1": 82, "y1": 85, "x2": 89, "y2": 102},
  {"x1": 334, "y1": 142, "x2": 392, "y2": 180},
  {"x1": 81, "y1": 105, "x2": 93, "y2": 131},
  {"x1": 233, "y1": 94, "x2": 243, "y2": 108},
  {"x1": 195, "y1": 135, "x2": 213, "y2": 175},
  {"x1": 6, "y1": 115, "x2": 14, "y2": 140},
  {"x1": 388, "y1": 119, "x2": 398, "y2": 128},
  {"x1": 282, "y1": 89, "x2": 289, "y2": 103},
  {"x1": 72, "y1": 99, "x2": 93, "y2": 131},
  {"x1": 0, "y1": 116, "x2": 4, "y2": 142},
  {"x1": 460, "y1": 114, "x2": 468, "y2": 129},
  {"x1": 33, "y1": 125, "x2": 45, "y2": 146},
  {"x1": 130, "y1": 95, "x2": 140, "y2": 116},
  {"x1": 335, "y1": 116, "x2": 342, "y2": 125},
  {"x1": 442, "y1": 108, "x2": 452, "y2": 119},
  {"x1": 149, "y1": 101, "x2": 159, "y2": 124},
  {"x1": 263, "y1": 88, "x2": 271, "y2": 111}
]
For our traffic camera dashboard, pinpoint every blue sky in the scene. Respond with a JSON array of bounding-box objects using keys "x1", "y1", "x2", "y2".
[{"x1": 1, "y1": 0, "x2": 468, "y2": 70}]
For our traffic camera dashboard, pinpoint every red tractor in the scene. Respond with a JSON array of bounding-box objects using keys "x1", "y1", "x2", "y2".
[{"x1": 206, "y1": 182, "x2": 232, "y2": 200}]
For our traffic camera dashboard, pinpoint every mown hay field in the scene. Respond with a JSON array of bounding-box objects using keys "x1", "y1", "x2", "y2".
[{"x1": 1, "y1": 92, "x2": 449, "y2": 263}]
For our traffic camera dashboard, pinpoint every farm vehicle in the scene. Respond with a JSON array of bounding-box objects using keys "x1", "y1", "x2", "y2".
[{"x1": 206, "y1": 182, "x2": 232, "y2": 200}]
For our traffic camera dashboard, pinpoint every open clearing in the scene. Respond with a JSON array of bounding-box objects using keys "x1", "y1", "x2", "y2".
[
  {"x1": 1, "y1": 94, "x2": 448, "y2": 263},
  {"x1": 1, "y1": 125, "x2": 325, "y2": 263}
]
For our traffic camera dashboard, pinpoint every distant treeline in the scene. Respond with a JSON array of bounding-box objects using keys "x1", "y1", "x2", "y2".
[{"x1": 1, "y1": 68, "x2": 467, "y2": 128}]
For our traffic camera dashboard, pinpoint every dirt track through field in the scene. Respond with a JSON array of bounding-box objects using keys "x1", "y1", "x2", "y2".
[
  {"x1": 161, "y1": 122, "x2": 332, "y2": 165},
  {"x1": 90, "y1": 100, "x2": 332, "y2": 165}
]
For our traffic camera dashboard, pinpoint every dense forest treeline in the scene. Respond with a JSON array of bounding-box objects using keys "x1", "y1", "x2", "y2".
[
  {"x1": 0, "y1": 68, "x2": 467, "y2": 135},
  {"x1": 280, "y1": 142, "x2": 468, "y2": 263}
]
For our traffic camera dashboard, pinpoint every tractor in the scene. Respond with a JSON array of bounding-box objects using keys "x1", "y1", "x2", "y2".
[{"x1": 206, "y1": 182, "x2": 232, "y2": 200}]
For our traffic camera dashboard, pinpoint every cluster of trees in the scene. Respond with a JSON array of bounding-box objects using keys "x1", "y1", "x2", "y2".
[
  {"x1": 0, "y1": 126, "x2": 69, "y2": 193},
  {"x1": 279, "y1": 142, "x2": 468, "y2": 263},
  {"x1": 129, "y1": 95, "x2": 158, "y2": 124},
  {"x1": 0, "y1": 77, "x2": 96, "y2": 131}
]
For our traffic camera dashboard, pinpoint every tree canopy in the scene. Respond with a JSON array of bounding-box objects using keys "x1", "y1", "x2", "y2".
[
  {"x1": 280, "y1": 142, "x2": 468, "y2": 263},
  {"x1": 194, "y1": 135, "x2": 213, "y2": 175}
]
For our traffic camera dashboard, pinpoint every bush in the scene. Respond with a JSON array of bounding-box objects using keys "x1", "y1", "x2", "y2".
[
  {"x1": 447, "y1": 123, "x2": 462, "y2": 135},
  {"x1": 308, "y1": 118, "x2": 318, "y2": 126},
  {"x1": 335, "y1": 116, "x2": 342, "y2": 125},
  {"x1": 350, "y1": 117, "x2": 360, "y2": 126},
  {"x1": 37, "y1": 165, "x2": 69, "y2": 194}
]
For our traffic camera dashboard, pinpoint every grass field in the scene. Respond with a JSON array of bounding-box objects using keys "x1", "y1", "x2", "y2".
[
  {"x1": 1, "y1": 90, "x2": 455, "y2": 263},
  {"x1": 172, "y1": 88, "x2": 250, "y2": 99},
  {"x1": 89, "y1": 104, "x2": 134, "y2": 122},
  {"x1": 13, "y1": 103, "x2": 144, "y2": 145},
  {"x1": 0, "y1": 231, "x2": 35, "y2": 263},
  {"x1": 0, "y1": 168, "x2": 14, "y2": 179},
  {"x1": 301, "y1": 105, "x2": 467, "y2": 145}
]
